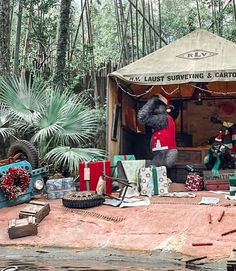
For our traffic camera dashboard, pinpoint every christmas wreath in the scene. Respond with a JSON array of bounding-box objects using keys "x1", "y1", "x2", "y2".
[{"x1": 0, "y1": 167, "x2": 30, "y2": 199}]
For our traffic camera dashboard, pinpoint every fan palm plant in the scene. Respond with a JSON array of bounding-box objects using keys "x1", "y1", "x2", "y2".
[{"x1": 0, "y1": 75, "x2": 106, "y2": 173}]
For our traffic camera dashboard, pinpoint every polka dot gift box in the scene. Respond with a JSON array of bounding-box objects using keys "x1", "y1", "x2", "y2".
[{"x1": 138, "y1": 166, "x2": 169, "y2": 196}]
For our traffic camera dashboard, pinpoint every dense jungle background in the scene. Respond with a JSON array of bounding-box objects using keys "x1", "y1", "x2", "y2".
[{"x1": 0, "y1": 0, "x2": 236, "y2": 173}]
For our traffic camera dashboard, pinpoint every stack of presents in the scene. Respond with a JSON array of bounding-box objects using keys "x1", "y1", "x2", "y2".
[
  {"x1": 44, "y1": 157, "x2": 236, "y2": 204},
  {"x1": 78, "y1": 156, "x2": 172, "y2": 199},
  {"x1": 43, "y1": 155, "x2": 171, "y2": 203}
]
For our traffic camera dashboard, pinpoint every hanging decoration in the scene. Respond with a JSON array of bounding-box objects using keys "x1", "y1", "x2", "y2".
[
  {"x1": 116, "y1": 79, "x2": 154, "y2": 97},
  {"x1": 115, "y1": 77, "x2": 236, "y2": 98},
  {"x1": 0, "y1": 167, "x2": 30, "y2": 199}
]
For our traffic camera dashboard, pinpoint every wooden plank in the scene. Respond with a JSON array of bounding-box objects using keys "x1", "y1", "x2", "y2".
[{"x1": 19, "y1": 201, "x2": 50, "y2": 223}]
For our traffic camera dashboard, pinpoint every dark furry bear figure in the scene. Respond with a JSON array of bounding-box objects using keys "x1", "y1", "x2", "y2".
[{"x1": 138, "y1": 94, "x2": 178, "y2": 168}]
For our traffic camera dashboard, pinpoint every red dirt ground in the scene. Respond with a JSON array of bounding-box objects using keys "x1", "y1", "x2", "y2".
[{"x1": 0, "y1": 188, "x2": 235, "y2": 260}]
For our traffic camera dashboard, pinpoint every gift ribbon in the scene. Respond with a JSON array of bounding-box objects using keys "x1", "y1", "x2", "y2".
[
  {"x1": 85, "y1": 162, "x2": 90, "y2": 191},
  {"x1": 151, "y1": 166, "x2": 158, "y2": 195}
]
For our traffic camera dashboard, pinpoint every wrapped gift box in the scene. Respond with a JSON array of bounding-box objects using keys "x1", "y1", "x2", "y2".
[
  {"x1": 111, "y1": 154, "x2": 136, "y2": 177},
  {"x1": 79, "y1": 160, "x2": 112, "y2": 194},
  {"x1": 46, "y1": 177, "x2": 75, "y2": 199},
  {"x1": 138, "y1": 166, "x2": 169, "y2": 196}
]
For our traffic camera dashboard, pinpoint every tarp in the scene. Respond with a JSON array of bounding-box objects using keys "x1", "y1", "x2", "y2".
[{"x1": 110, "y1": 29, "x2": 236, "y2": 86}]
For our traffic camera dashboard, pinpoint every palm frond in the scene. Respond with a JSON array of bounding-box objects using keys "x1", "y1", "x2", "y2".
[
  {"x1": 0, "y1": 75, "x2": 47, "y2": 124},
  {"x1": 0, "y1": 104, "x2": 15, "y2": 140},
  {"x1": 31, "y1": 88, "x2": 100, "y2": 147},
  {"x1": 45, "y1": 146, "x2": 106, "y2": 173}
]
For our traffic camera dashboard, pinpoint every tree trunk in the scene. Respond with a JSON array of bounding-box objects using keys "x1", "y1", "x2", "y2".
[
  {"x1": 85, "y1": 0, "x2": 99, "y2": 105},
  {"x1": 142, "y1": 0, "x2": 145, "y2": 56},
  {"x1": 195, "y1": 0, "x2": 202, "y2": 28},
  {"x1": 135, "y1": 0, "x2": 139, "y2": 59},
  {"x1": 13, "y1": 0, "x2": 23, "y2": 75},
  {"x1": 70, "y1": 0, "x2": 86, "y2": 62},
  {"x1": 233, "y1": 0, "x2": 236, "y2": 24},
  {"x1": 0, "y1": 0, "x2": 11, "y2": 74},
  {"x1": 158, "y1": 0, "x2": 162, "y2": 48},
  {"x1": 21, "y1": 0, "x2": 33, "y2": 76},
  {"x1": 53, "y1": 0, "x2": 72, "y2": 87}
]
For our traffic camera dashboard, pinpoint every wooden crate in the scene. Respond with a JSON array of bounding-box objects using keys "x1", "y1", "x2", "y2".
[
  {"x1": 227, "y1": 248, "x2": 236, "y2": 271},
  {"x1": 176, "y1": 147, "x2": 209, "y2": 164},
  {"x1": 203, "y1": 170, "x2": 234, "y2": 191},
  {"x1": 8, "y1": 216, "x2": 37, "y2": 239},
  {"x1": 19, "y1": 201, "x2": 50, "y2": 223}
]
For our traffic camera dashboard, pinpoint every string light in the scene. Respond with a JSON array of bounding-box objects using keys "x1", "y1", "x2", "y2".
[
  {"x1": 115, "y1": 78, "x2": 236, "y2": 97},
  {"x1": 160, "y1": 85, "x2": 180, "y2": 96},
  {"x1": 188, "y1": 83, "x2": 236, "y2": 95},
  {"x1": 116, "y1": 80, "x2": 154, "y2": 97}
]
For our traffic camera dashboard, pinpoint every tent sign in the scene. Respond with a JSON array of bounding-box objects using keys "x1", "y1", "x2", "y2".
[
  {"x1": 177, "y1": 49, "x2": 218, "y2": 60},
  {"x1": 125, "y1": 70, "x2": 236, "y2": 85}
]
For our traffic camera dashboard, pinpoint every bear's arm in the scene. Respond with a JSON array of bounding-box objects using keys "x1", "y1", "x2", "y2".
[
  {"x1": 138, "y1": 97, "x2": 158, "y2": 124},
  {"x1": 138, "y1": 97, "x2": 168, "y2": 129}
]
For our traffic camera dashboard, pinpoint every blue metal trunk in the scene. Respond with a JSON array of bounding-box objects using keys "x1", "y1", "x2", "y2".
[{"x1": 0, "y1": 161, "x2": 48, "y2": 208}]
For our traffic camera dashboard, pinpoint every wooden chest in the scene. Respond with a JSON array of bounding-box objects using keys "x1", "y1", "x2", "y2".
[
  {"x1": 19, "y1": 201, "x2": 50, "y2": 223},
  {"x1": 8, "y1": 216, "x2": 37, "y2": 239},
  {"x1": 176, "y1": 147, "x2": 209, "y2": 164},
  {"x1": 203, "y1": 170, "x2": 234, "y2": 191}
]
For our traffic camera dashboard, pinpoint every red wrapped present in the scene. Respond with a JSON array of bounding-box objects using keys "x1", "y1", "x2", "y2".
[
  {"x1": 185, "y1": 173, "x2": 204, "y2": 191},
  {"x1": 79, "y1": 160, "x2": 112, "y2": 194}
]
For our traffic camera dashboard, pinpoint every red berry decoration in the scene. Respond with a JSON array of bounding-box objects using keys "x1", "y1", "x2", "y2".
[{"x1": 0, "y1": 167, "x2": 30, "y2": 199}]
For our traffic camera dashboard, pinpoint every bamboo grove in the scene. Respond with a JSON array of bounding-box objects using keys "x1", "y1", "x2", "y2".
[{"x1": 0, "y1": 0, "x2": 236, "y2": 104}]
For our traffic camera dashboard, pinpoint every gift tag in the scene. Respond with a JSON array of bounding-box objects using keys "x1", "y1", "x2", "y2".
[{"x1": 84, "y1": 167, "x2": 90, "y2": 180}]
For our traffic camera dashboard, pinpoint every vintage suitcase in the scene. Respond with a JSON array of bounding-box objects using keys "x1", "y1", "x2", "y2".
[
  {"x1": 203, "y1": 170, "x2": 234, "y2": 191},
  {"x1": 45, "y1": 177, "x2": 76, "y2": 199},
  {"x1": 19, "y1": 201, "x2": 50, "y2": 223},
  {"x1": 138, "y1": 166, "x2": 169, "y2": 196},
  {"x1": 8, "y1": 216, "x2": 38, "y2": 239},
  {"x1": 79, "y1": 160, "x2": 112, "y2": 194}
]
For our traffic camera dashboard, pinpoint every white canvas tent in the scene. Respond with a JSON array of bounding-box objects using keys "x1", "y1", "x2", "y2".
[
  {"x1": 107, "y1": 29, "x2": 236, "y2": 159},
  {"x1": 111, "y1": 29, "x2": 236, "y2": 86}
]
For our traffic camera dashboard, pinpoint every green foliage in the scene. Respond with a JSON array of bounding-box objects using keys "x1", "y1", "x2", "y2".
[
  {"x1": 0, "y1": 75, "x2": 106, "y2": 173},
  {"x1": 92, "y1": 1, "x2": 120, "y2": 64}
]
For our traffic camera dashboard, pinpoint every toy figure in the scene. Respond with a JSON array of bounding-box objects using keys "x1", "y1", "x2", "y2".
[
  {"x1": 138, "y1": 93, "x2": 178, "y2": 168},
  {"x1": 204, "y1": 117, "x2": 235, "y2": 176}
]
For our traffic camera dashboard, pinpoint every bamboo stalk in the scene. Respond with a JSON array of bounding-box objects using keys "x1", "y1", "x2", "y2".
[
  {"x1": 232, "y1": 0, "x2": 236, "y2": 24},
  {"x1": 127, "y1": 0, "x2": 167, "y2": 45}
]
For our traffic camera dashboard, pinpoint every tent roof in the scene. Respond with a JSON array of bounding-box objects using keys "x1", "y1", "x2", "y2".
[{"x1": 110, "y1": 29, "x2": 236, "y2": 85}]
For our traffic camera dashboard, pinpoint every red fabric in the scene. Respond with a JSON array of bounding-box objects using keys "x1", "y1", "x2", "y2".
[
  {"x1": 79, "y1": 160, "x2": 112, "y2": 194},
  {"x1": 151, "y1": 115, "x2": 176, "y2": 151}
]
